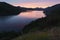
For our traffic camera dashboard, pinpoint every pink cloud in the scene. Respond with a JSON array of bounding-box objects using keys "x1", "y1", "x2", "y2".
[{"x1": 14, "y1": 2, "x2": 58, "y2": 8}]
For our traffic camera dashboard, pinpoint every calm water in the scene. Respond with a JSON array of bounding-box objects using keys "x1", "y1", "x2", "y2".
[
  {"x1": 19, "y1": 11, "x2": 46, "y2": 18},
  {"x1": 0, "y1": 11, "x2": 46, "y2": 32}
]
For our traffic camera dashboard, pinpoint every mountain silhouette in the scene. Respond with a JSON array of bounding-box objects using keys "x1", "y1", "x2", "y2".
[
  {"x1": 44, "y1": 4, "x2": 60, "y2": 16},
  {"x1": 0, "y1": 2, "x2": 44, "y2": 16},
  {"x1": 22, "y1": 4, "x2": 60, "y2": 33},
  {"x1": 0, "y1": 2, "x2": 21, "y2": 16}
]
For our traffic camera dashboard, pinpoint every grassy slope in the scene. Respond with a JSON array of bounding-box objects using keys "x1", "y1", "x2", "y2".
[
  {"x1": 12, "y1": 27, "x2": 60, "y2": 40},
  {"x1": 12, "y1": 32, "x2": 49, "y2": 40}
]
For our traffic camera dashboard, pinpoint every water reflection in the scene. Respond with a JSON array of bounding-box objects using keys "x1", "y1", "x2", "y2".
[
  {"x1": 0, "y1": 11, "x2": 46, "y2": 32},
  {"x1": 19, "y1": 11, "x2": 46, "y2": 18}
]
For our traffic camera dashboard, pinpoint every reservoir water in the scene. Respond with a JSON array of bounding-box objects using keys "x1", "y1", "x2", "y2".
[{"x1": 0, "y1": 11, "x2": 46, "y2": 32}]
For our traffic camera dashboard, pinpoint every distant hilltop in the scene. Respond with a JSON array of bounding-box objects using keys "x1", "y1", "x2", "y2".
[
  {"x1": 0, "y1": 2, "x2": 44, "y2": 16},
  {"x1": 0, "y1": 2, "x2": 21, "y2": 16},
  {"x1": 44, "y1": 4, "x2": 60, "y2": 16}
]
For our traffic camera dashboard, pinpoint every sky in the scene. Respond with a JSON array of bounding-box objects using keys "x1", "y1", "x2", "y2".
[{"x1": 0, "y1": 0, "x2": 60, "y2": 8}]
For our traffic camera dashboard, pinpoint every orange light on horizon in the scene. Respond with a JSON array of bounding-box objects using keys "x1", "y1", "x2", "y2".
[{"x1": 14, "y1": 2, "x2": 57, "y2": 8}]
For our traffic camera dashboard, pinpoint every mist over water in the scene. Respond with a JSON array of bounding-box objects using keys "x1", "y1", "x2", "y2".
[{"x1": 0, "y1": 11, "x2": 46, "y2": 32}]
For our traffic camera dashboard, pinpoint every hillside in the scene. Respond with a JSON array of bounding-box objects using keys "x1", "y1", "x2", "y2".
[
  {"x1": 22, "y1": 4, "x2": 60, "y2": 33},
  {"x1": 0, "y1": 2, "x2": 21, "y2": 16},
  {"x1": 12, "y1": 4, "x2": 60, "y2": 40},
  {"x1": 44, "y1": 4, "x2": 60, "y2": 16},
  {"x1": 12, "y1": 27, "x2": 60, "y2": 40}
]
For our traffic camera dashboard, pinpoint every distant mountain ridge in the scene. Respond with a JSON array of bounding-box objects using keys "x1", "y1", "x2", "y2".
[
  {"x1": 0, "y1": 2, "x2": 21, "y2": 16},
  {"x1": 0, "y1": 2, "x2": 44, "y2": 16},
  {"x1": 44, "y1": 4, "x2": 60, "y2": 16}
]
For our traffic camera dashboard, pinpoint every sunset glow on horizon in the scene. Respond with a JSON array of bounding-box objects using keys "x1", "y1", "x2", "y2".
[
  {"x1": 1, "y1": 0, "x2": 60, "y2": 8},
  {"x1": 14, "y1": 2, "x2": 59, "y2": 8}
]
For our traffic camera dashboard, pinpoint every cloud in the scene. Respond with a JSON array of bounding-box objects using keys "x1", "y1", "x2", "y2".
[
  {"x1": 1, "y1": 0, "x2": 60, "y2": 6},
  {"x1": 1, "y1": 0, "x2": 60, "y2": 3},
  {"x1": 14, "y1": 2, "x2": 58, "y2": 8}
]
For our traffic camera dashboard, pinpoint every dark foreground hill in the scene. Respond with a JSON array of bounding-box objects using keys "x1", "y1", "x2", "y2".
[{"x1": 22, "y1": 4, "x2": 60, "y2": 33}]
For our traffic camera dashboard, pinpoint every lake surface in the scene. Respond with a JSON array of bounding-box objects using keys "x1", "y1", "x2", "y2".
[
  {"x1": 0, "y1": 11, "x2": 46, "y2": 32},
  {"x1": 19, "y1": 11, "x2": 46, "y2": 18}
]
